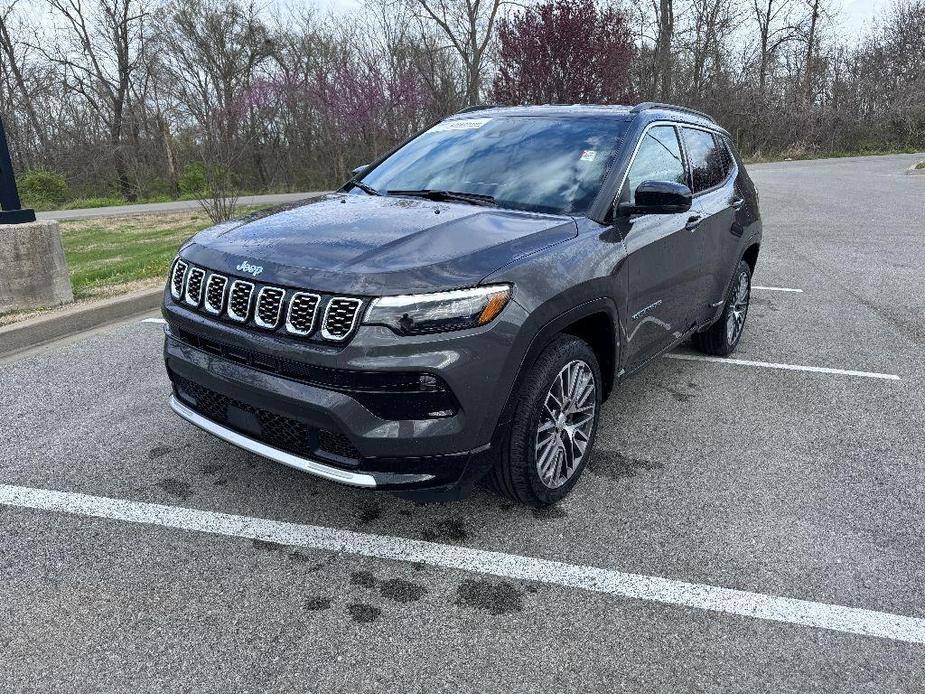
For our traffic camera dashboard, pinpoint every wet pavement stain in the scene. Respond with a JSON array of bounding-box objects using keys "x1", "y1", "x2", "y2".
[
  {"x1": 589, "y1": 450, "x2": 665, "y2": 480},
  {"x1": 253, "y1": 539, "x2": 287, "y2": 553},
  {"x1": 252, "y1": 539, "x2": 334, "y2": 568},
  {"x1": 304, "y1": 596, "x2": 332, "y2": 611},
  {"x1": 350, "y1": 570, "x2": 377, "y2": 588},
  {"x1": 357, "y1": 504, "x2": 381, "y2": 525},
  {"x1": 199, "y1": 463, "x2": 225, "y2": 475},
  {"x1": 661, "y1": 385, "x2": 696, "y2": 403},
  {"x1": 421, "y1": 518, "x2": 468, "y2": 543},
  {"x1": 156, "y1": 478, "x2": 193, "y2": 500},
  {"x1": 531, "y1": 505, "x2": 567, "y2": 520},
  {"x1": 347, "y1": 603, "x2": 381, "y2": 623},
  {"x1": 148, "y1": 446, "x2": 171, "y2": 459},
  {"x1": 455, "y1": 579, "x2": 523, "y2": 615},
  {"x1": 379, "y1": 578, "x2": 428, "y2": 604}
]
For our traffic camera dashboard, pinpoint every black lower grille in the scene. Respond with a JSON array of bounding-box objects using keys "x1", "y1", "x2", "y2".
[
  {"x1": 318, "y1": 430, "x2": 361, "y2": 460},
  {"x1": 172, "y1": 375, "x2": 359, "y2": 462},
  {"x1": 175, "y1": 328, "x2": 459, "y2": 420}
]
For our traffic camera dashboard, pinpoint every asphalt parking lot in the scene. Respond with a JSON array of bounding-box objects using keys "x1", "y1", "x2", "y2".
[{"x1": 2, "y1": 153, "x2": 924, "y2": 692}]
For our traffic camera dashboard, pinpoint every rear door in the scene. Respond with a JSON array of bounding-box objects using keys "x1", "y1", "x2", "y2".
[
  {"x1": 680, "y1": 127, "x2": 740, "y2": 322},
  {"x1": 619, "y1": 124, "x2": 705, "y2": 371}
]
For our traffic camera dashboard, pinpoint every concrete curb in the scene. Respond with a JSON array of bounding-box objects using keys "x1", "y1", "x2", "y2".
[
  {"x1": 906, "y1": 162, "x2": 925, "y2": 175},
  {"x1": 0, "y1": 287, "x2": 162, "y2": 358}
]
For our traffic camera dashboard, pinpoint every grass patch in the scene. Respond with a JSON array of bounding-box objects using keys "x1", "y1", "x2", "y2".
[
  {"x1": 60, "y1": 205, "x2": 266, "y2": 300},
  {"x1": 744, "y1": 147, "x2": 922, "y2": 165},
  {"x1": 915, "y1": 160, "x2": 925, "y2": 170}
]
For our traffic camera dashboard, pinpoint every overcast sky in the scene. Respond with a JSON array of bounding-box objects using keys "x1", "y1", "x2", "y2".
[{"x1": 309, "y1": 0, "x2": 894, "y2": 38}]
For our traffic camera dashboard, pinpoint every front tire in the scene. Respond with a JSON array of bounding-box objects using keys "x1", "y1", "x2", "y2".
[
  {"x1": 692, "y1": 260, "x2": 751, "y2": 356},
  {"x1": 490, "y1": 334, "x2": 602, "y2": 505}
]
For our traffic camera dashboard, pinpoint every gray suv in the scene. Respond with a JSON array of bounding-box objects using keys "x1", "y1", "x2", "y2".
[{"x1": 162, "y1": 102, "x2": 762, "y2": 505}]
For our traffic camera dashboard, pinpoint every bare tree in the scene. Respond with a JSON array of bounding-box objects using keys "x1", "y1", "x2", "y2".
[
  {"x1": 752, "y1": 0, "x2": 796, "y2": 100},
  {"x1": 408, "y1": 0, "x2": 506, "y2": 106},
  {"x1": 654, "y1": 0, "x2": 674, "y2": 100},
  {"x1": 43, "y1": 0, "x2": 150, "y2": 199},
  {"x1": 0, "y1": 2, "x2": 50, "y2": 153}
]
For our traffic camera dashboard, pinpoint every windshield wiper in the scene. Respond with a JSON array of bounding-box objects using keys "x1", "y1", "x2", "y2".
[
  {"x1": 387, "y1": 189, "x2": 496, "y2": 207},
  {"x1": 349, "y1": 180, "x2": 381, "y2": 196}
]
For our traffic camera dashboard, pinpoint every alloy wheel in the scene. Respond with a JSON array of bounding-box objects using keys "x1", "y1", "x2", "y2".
[
  {"x1": 726, "y1": 270, "x2": 750, "y2": 345},
  {"x1": 534, "y1": 360, "x2": 597, "y2": 489}
]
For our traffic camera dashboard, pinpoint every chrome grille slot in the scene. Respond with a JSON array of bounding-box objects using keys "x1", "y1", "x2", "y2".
[
  {"x1": 170, "y1": 259, "x2": 188, "y2": 299},
  {"x1": 321, "y1": 297, "x2": 363, "y2": 341},
  {"x1": 227, "y1": 280, "x2": 255, "y2": 322},
  {"x1": 254, "y1": 286, "x2": 286, "y2": 329},
  {"x1": 285, "y1": 292, "x2": 321, "y2": 336},
  {"x1": 203, "y1": 274, "x2": 228, "y2": 314},
  {"x1": 183, "y1": 267, "x2": 205, "y2": 307}
]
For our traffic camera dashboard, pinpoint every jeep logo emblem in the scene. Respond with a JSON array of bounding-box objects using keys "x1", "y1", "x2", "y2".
[{"x1": 236, "y1": 260, "x2": 263, "y2": 277}]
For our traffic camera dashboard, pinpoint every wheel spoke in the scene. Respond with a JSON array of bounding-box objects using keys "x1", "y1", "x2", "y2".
[{"x1": 534, "y1": 359, "x2": 597, "y2": 489}]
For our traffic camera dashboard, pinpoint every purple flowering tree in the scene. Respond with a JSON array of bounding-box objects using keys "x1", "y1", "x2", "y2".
[{"x1": 491, "y1": 0, "x2": 635, "y2": 106}]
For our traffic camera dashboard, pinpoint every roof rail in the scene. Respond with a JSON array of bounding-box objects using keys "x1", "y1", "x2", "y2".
[
  {"x1": 630, "y1": 102, "x2": 716, "y2": 123},
  {"x1": 455, "y1": 103, "x2": 503, "y2": 114}
]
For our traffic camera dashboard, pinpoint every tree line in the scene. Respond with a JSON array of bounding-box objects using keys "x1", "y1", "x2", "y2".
[{"x1": 0, "y1": 0, "x2": 923, "y2": 207}]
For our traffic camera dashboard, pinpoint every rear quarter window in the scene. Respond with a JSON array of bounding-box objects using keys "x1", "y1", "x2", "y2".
[{"x1": 682, "y1": 127, "x2": 730, "y2": 193}]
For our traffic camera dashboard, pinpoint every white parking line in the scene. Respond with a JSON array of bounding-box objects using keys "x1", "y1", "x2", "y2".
[
  {"x1": 667, "y1": 353, "x2": 901, "y2": 381},
  {"x1": 1, "y1": 483, "x2": 923, "y2": 644},
  {"x1": 140, "y1": 318, "x2": 166, "y2": 324},
  {"x1": 752, "y1": 285, "x2": 803, "y2": 293}
]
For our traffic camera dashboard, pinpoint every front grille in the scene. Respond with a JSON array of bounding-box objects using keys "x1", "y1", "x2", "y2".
[
  {"x1": 170, "y1": 259, "x2": 188, "y2": 299},
  {"x1": 285, "y1": 292, "x2": 320, "y2": 336},
  {"x1": 227, "y1": 280, "x2": 254, "y2": 322},
  {"x1": 169, "y1": 260, "x2": 366, "y2": 344},
  {"x1": 204, "y1": 274, "x2": 228, "y2": 314},
  {"x1": 172, "y1": 375, "x2": 360, "y2": 462},
  {"x1": 184, "y1": 267, "x2": 205, "y2": 306},
  {"x1": 322, "y1": 297, "x2": 363, "y2": 341},
  {"x1": 255, "y1": 287, "x2": 286, "y2": 329}
]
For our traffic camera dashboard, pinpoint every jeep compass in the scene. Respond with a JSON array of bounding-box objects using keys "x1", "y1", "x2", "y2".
[{"x1": 162, "y1": 102, "x2": 762, "y2": 505}]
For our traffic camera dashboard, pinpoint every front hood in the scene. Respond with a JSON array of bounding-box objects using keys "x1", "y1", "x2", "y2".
[{"x1": 181, "y1": 194, "x2": 577, "y2": 295}]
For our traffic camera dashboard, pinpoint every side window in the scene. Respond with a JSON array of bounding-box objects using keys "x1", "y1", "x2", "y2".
[
  {"x1": 682, "y1": 128, "x2": 729, "y2": 193},
  {"x1": 625, "y1": 126, "x2": 686, "y2": 203}
]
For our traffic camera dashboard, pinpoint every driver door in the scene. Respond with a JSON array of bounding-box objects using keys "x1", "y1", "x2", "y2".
[{"x1": 618, "y1": 124, "x2": 705, "y2": 371}]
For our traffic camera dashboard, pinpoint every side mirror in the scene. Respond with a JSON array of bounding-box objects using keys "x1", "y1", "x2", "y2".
[
  {"x1": 620, "y1": 180, "x2": 692, "y2": 215},
  {"x1": 351, "y1": 164, "x2": 370, "y2": 178}
]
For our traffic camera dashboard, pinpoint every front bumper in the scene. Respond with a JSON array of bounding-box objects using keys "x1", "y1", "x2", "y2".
[{"x1": 162, "y1": 294, "x2": 529, "y2": 494}]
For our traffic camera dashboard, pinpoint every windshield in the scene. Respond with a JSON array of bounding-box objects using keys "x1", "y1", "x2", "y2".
[{"x1": 357, "y1": 116, "x2": 627, "y2": 216}]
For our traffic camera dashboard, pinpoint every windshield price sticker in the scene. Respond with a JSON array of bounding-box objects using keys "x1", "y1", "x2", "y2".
[
  {"x1": 428, "y1": 118, "x2": 492, "y2": 133},
  {"x1": 579, "y1": 150, "x2": 597, "y2": 162}
]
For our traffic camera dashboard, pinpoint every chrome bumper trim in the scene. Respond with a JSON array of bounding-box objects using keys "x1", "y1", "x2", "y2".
[{"x1": 169, "y1": 395, "x2": 378, "y2": 488}]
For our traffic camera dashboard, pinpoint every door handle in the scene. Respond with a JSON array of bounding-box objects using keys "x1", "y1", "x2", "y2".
[
  {"x1": 730, "y1": 196, "x2": 745, "y2": 210},
  {"x1": 685, "y1": 214, "x2": 703, "y2": 231}
]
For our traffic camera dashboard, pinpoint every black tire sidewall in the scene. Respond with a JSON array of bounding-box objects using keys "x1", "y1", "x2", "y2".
[{"x1": 722, "y1": 260, "x2": 752, "y2": 351}]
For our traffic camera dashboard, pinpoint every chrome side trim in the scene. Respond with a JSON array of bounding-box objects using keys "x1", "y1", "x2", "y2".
[
  {"x1": 169, "y1": 395, "x2": 378, "y2": 488},
  {"x1": 321, "y1": 297, "x2": 363, "y2": 341}
]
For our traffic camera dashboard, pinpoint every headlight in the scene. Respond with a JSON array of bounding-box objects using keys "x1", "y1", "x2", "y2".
[{"x1": 363, "y1": 285, "x2": 512, "y2": 335}]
